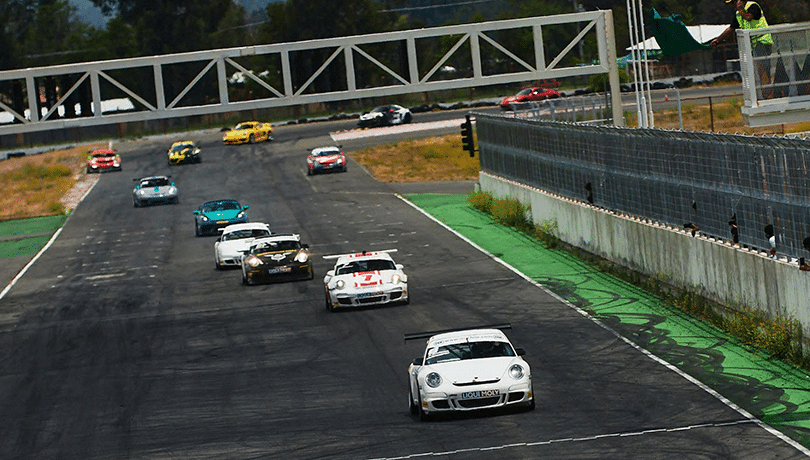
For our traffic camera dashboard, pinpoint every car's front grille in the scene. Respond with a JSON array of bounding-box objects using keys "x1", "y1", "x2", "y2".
[
  {"x1": 357, "y1": 296, "x2": 384, "y2": 304},
  {"x1": 457, "y1": 397, "x2": 500, "y2": 408},
  {"x1": 453, "y1": 379, "x2": 499, "y2": 386},
  {"x1": 507, "y1": 391, "x2": 527, "y2": 402}
]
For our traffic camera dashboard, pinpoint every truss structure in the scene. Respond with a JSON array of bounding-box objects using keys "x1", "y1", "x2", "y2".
[{"x1": 0, "y1": 12, "x2": 622, "y2": 135}]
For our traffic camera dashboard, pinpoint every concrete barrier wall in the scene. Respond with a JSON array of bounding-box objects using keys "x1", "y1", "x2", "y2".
[{"x1": 480, "y1": 172, "x2": 810, "y2": 332}]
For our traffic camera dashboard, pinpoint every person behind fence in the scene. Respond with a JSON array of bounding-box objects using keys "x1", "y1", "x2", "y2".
[{"x1": 710, "y1": 0, "x2": 773, "y2": 98}]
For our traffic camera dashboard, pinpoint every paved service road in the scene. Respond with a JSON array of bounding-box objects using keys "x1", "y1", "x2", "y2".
[{"x1": 0, "y1": 123, "x2": 806, "y2": 459}]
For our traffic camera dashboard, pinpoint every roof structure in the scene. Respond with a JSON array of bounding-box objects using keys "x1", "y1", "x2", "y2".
[{"x1": 627, "y1": 25, "x2": 728, "y2": 51}]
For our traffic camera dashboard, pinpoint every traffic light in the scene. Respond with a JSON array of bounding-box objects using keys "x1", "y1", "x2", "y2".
[{"x1": 460, "y1": 115, "x2": 475, "y2": 157}]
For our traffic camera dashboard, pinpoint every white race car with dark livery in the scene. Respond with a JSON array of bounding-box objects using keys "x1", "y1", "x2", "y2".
[
  {"x1": 357, "y1": 104, "x2": 412, "y2": 128},
  {"x1": 405, "y1": 324, "x2": 534, "y2": 421},
  {"x1": 322, "y1": 250, "x2": 408, "y2": 311},
  {"x1": 214, "y1": 222, "x2": 272, "y2": 269}
]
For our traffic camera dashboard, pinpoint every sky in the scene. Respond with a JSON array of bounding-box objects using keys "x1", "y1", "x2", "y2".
[{"x1": 71, "y1": 0, "x2": 274, "y2": 28}]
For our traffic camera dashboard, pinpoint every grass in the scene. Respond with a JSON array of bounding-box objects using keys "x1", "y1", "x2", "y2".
[{"x1": 0, "y1": 144, "x2": 104, "y2": 221}]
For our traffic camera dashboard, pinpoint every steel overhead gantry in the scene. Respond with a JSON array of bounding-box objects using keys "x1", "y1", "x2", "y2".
[{"x1": 0, "y1": 11, "x2": 623, "y2": 136}]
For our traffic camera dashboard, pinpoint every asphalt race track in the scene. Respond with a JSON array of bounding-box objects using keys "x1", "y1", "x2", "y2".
[{"x1": 0, "y1": 123, "x2": 806, "y2": 459}]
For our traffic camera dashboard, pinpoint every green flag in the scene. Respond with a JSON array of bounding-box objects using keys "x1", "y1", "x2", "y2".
[{"x1": 650, "y1": 8, "x2": 710, "y2": 57}]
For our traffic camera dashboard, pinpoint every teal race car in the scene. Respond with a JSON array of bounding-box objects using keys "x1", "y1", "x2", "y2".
[{"x1": 193, "y1": 199, "x2": 249, "y2": 236}]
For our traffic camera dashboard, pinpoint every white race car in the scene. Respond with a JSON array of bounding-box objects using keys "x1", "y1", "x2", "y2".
[
  {"x1": 213, "y1": 222, "x2": 272, "y2": 269},
  {"x1": 405, "y1": 325, "x2": 534, "y2": 421},
  {"x1": 357, "y1": 104, "x2": 413, "y2": 128},
  {"x1": 322, "y1": 250, "x2": 408, "y2": 311}
]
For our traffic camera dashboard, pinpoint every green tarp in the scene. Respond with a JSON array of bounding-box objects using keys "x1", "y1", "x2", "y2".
[{"x1": 650, "y1": 8, "x2": 710, "y2": 57}]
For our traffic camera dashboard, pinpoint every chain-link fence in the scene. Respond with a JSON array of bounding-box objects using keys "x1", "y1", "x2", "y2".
[{"x1": 476, "y1": 114, "x2": 810, "y2": 261}]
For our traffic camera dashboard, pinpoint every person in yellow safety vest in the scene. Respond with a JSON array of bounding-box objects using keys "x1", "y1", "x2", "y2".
[{"x1": 710, "y1": 0, "x2": 773, "y2": 98}]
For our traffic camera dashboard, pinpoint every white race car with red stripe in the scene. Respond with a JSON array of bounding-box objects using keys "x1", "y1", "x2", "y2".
[{"x1": 322, "y1": 250, "x2": 408, "y2": 311}]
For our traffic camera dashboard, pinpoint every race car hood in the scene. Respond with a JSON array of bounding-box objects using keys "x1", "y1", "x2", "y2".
[
  {"x1": 256, "y1": 250, "x2": 298, "y2": 265},
  {"x1": 223, "y1": 130, "x2": 249, "y2": 140},
  {"x1": 202, "y1": 209, "x2": 243, "y2": 220},
  {"x1": 423, "y1": 357, "x2": 520, "y2": 384},
  {"x1": 217, "y1": 239, "x2": 256, "y2": 255},
  {"x1": 311, "y1": 154, "x2": 341, "y2": 164},
  {"x1": 499, "y1": 95, "x2": 523, "y2": 105},
  {"x1": 169, "y1": 147, "x2": 195, "y2": 160},
  {"x1": 359, "y1": 112, "x2": 384, "y2": 121},
  {"x1": 334, "y1": 270, "x2": 394, "y2": 288}
]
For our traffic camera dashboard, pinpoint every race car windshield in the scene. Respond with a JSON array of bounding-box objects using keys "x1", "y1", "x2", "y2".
[
  {"x1": 171, "y1": 144, "x2": 193, "y2": 152},
  {"x1": 252, "y1": 240, "x2": 300, "y2": 253},
  {"x1": 222, "y1": 229, "x2": 270, "y2": 241},
  {"x1": 235, "y1": 123, "x2": 254, "y2": 130},
  {"x1": 312, "y1": 149, "x2": 339, "y2": 157},
  {"x1": 335, "y1": 259, "x2": 396, "y2": 275},
  {"x1": 424, "y1": 341, "x2": 515, "y2": 365},
  {"x1": 92, "y1": 153, "x2": 113, "y2": 158},
  {"x1": 142, "y1": 178, "x2": 169, "y2": 187},
  {"x1": 202, "y1": 201, "x2": 240, "y2": 212},
  {"x1": 516, "y1": 88, "x2": 533, "y2": 96}
]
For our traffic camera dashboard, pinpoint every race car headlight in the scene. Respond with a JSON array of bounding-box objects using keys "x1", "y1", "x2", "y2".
[
  {"x1": 509, "y1": 364, "x2": 525, "y2": 380},
  {"x1": 237, "y1": 211, "x2": 246, "y2": 218},
  {"x1": 137, "y1": 189, "x2": 147, "y2": 196},
  {"x1": 200, "y1": 215, "x2": 209, "y2": 222},
  {"x1": 168, "y1": 186, "x2": 177, "y2": 194},
  {"x1": 390, "y1": 273, "x2": 402, "y2": 284},
  {"x1": 294, "y1": 251, "x2": 309, "y2": 263},
  {"x1": 425, "y1": 372, "x2": 442, "y2": 388},
  {"x1": 246, "y1": 256, "x2": 262, "y2": 267},
  {"x1": 334, "y1": 279, "x2": 345, "y2": 290},
  {"x1": 336, "y1": 158, "x2": 344, "y2": 165}
]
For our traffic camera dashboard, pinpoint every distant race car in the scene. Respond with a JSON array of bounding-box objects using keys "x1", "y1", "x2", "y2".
[
  {"x1": 86, "y1": 149, "x2": 121, "y2": 173},
  {"x1": 132, "y1": 175, "x2": 178, "y2": 207},
  {"x1": 322, "y1": 250, "x2": 408, "y2": 311},
  {"x1": 222, "y1": 121, "x2": 274, "y2": 145},
  {"x1": 405, "y1": 324, "x2": 534, "y2": 421},
  {"x1": 167, "y1": 140, "x2": 201, "y2": 165},
  {"x1": 307, "y1": 146, "x2": 347, "y2": 175},
  {"x1": 193, "y1": 199, "x2": 249, "y2": 236},
  {"x1": 499, "y1": 86, "x2": 561, "y2": 110},
  {"x1": 214, "y1": 222, "x2": 273, "y2": 269},
  {"x1": 357, "y1": 105, "x2": 412, "y2": 128},
  {"x1": 240, "y1": 233, "x2": 313, "y2": 285}
]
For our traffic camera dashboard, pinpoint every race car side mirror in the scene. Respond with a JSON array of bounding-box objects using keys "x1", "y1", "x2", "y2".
[
  {"x1": 396, "y1": 264, "x2": 404, "y2": 270},
  {"x1": 243, "y1": 205, "x2": 250, "y2": 210},
  {"x1": 515, "y1": 347, "x2": 526, "y2": 356},
  {"x1": 193, "y1": 210, "x2": 200, "y2": 215},
  {"x1": 326, "y1": 270, "x2": 335, "y2": 277},
  {"x1": 412, "y1": 357, "x2": 423, "y2": 365},
  {"x1": 302, "y1": 244, "x2": 309, "y2": 249}
]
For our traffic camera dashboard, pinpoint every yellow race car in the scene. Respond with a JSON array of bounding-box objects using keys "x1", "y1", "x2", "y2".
[
  {"x1": 222, "y1": 121, "x2": 274, "y2": 145},
  {"x1": 167, "y1": 140, "x2": 201, "y2": 165}
]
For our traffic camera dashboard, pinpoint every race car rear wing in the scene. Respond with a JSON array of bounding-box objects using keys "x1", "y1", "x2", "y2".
[
  {"x1": 323, "y1": 249, "x2": 397, "y2": 260},
  {"x1": 403, "y1": 323, "x2": 512, "y2": 342}
]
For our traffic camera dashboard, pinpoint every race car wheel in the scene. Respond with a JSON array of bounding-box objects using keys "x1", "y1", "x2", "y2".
[
  {"x1": 409, "y1": 388, "x2": 419, "y2": 416},
  {"x1": 195, "y1": 225, "x2": 201, "y2": 237},
  {"x1": 418, "y1": 394, "x2": 430, "y2": 422},
  {"x1": 325, "y1": 295, "x2": 334, "y2": 312},
  {"x1": 404, "y1": 113, "x2": 412, "y2": 123},
  {"x1": 215, "y1": 260, "x2": 222, "y2": 270},
  {"x1": 133, "y1": 199, "x2": 139, "y2": 208},
  {"x1": 249, "y1": 134, "x2": 255, "y2": 144},
  {"x1": 527, "y1": 397, "x2": 536, "y2": 411}
]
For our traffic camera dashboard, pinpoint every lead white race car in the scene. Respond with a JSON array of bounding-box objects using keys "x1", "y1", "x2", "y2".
[
  {"x1": 322, "y1": 249, "x2": 408, "y2": 311},
  {"x1": 213, "y1": 222, "x2": 272, "y2": 269},
  {"x1": 405, "y1": 324, "x2": 534, "y2": 421}
]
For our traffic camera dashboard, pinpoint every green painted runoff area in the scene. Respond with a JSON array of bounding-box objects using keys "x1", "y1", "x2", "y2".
[
  {"x1": 0, "y1": 215, "x2": 64, "y2": 258},
  {"x1": 405, "y1": 193, "x2": 810, "y2": 448}
]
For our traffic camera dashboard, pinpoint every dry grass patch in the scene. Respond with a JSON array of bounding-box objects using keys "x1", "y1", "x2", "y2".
[
  {"x1": 349, "y1": 134, "x2": 479, "y2": 182},
  {"x1": 0, "y1": 144, "x2": 105, "y2": 221}
]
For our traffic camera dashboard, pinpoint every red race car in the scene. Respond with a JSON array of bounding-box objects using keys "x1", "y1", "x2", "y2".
[
  {"x1": 86, "y1": 149, "x2": 122, "y2": 173},
  {"x1": 499, "y1": 86, "x2": 561, "y2": 110},
  {"x1": 307, "y1": 146, "x2": 347, "y2": 175}
]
